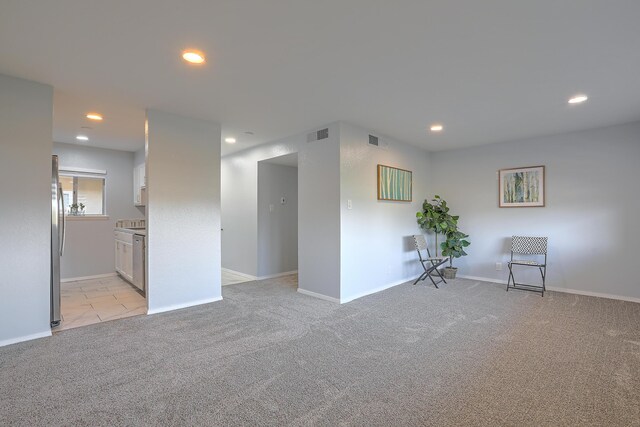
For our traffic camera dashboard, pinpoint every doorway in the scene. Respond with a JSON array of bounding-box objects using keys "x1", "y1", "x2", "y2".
[
  {"x1": 257, "y1": 153, "x2": 299, "y2": 279},
  {"x1": 52, "y1": 143, "x2": 148, "y2": 331},
  {"x1": 220, "y1": 152, "x2": 299, "y2": 287}
]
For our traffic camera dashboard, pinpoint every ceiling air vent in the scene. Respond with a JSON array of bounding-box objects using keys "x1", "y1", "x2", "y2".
[
  {"x1": 307, "y1": 128, "x2": 329, "y2": 143},
  {"x1": 368, "y1": 135, "x2": 379, "y2": 147}
]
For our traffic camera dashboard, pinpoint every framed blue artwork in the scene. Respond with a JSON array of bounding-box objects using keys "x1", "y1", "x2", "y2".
[{"x1": 499, "y1": 165, "x2": 545, "y2": 207}]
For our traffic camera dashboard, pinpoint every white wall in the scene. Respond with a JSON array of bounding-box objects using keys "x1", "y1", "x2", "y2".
[
  {"x1": 52, "y1": 142, "x2": 143, "y2": 280},
  {"x1": 0, "y1": 74, "x2": 53, "y2": 346},
  {"x1": 221, "y1": 123, "x2": 341, "y2": 299},
  {"x1": 257, "y1": 161, "x2": 298, "y2": 277},
  {"x1": 338, "y1": 122, "x2": 431, "y2": 303},
  {"x1": 430, "y1": 121, "x2": 640, "y2": 301},
  {"x1": 145, "y1": 109, "x2": 222, "y2": 313}
]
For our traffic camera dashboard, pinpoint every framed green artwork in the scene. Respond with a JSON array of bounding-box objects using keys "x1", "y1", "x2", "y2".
[{"x1": 377, "y1": 164, "x2": 412, "y2": 202}]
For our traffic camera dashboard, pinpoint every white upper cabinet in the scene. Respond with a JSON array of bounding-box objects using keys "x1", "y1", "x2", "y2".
[{"x1": 133, "y1": 163, "x2": 146, "y2": 206}]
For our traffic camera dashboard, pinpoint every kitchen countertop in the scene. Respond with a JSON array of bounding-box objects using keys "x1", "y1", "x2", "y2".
[{"x1": 114, "y1": 227, "x2": 146, "y2": 236}]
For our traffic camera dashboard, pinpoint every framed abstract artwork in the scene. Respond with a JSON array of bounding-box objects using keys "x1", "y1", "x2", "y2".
[
  {"x1": 377, "y1": 164, "x2": 412, "y2": 202},
  {"x1": 499, "y1": 165, "x2": 545, "y2": 207}
]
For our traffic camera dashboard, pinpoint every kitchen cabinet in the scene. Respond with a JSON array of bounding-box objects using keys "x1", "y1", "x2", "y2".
[
  {"x1": 133, "y1": 163, "x2": 146, "y2": 206},
  {"x1": 115, "y1": 231, "x2": 134, "y2": 282}
]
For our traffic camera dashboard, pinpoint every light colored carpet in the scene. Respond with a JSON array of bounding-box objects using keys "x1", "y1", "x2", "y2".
[{"x1": 1, "y1": 275, "x2": 639, "y2": 426}]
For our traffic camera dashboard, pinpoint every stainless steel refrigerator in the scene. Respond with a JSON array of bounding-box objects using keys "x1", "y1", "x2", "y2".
[{"x1": 51, "y1": 155, "x2": 65, "y2": 327}]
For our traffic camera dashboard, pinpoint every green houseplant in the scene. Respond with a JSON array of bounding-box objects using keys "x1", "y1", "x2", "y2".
[
  {"x1": 415, "y1": 195, "x2": 458, "y2": 256},
  {"x1": 440, "y1": 229, "x2": 470, "y2": 279},
  {"x1": 416, "y1": 195, "x2": 470, "y2": 279}
]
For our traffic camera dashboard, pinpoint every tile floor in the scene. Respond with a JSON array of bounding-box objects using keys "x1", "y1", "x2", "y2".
[
  {"x1": 222, "y1": 269, "x2": 254, "y2": 286},
  {"x1": 56, "y1": 275, "x2": 147, "y2": 331},
  {"x1": 56, "y1": 270, "x2": 250, "y2": 331}
]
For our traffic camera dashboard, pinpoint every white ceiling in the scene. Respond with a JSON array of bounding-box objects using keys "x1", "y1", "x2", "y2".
[
  {"x1": 1, "y1": 1, "x2": 640, "y2": 155},
  {"x1": 262, "y1": 153, "x2": 298, "y2": 168}
]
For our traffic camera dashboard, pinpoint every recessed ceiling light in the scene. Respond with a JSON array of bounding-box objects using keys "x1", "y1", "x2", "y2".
[
  {"x1": 225, "y1": 137, "x2": 236, "y2": 144},
  {"x1": 76, "y1": 135, "x2": 89, "y2": 141},
  {"x1": 182, "y1": 50, "x2": 206, "y2": 64},
  {"x1": 86, "y1": 113, "x2": 103, "y2": 121},
  {"x1": 430, "y1": 124, "x2": 444, "y2": 132},
  {"x1": 568, "y1": 94, "x2": 588, "y2": 104}
]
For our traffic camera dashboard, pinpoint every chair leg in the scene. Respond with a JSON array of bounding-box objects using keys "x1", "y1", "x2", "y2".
[
  {"x1": 433, "y1": 265, "x2": 447, "y2": 285},
  {"x1": 507, "y1": 265, "x2": 514, "y2": 291},
  {"x1": 507, "y1": 264, "x2": 545, "y2": 296},
  {"x1": 427, "y1": 272, "x2": 440, "y2": 289},
  {"x1": 413, "y1": 271, "x2": 427, "y2": 285},
  {"x1": 426, "y1": 263, "x2": 448, "y2": 289}
]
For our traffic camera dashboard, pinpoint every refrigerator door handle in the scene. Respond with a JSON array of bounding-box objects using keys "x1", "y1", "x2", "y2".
[{"x1": 59, "y1": 186, "x2": 66, "y2": 256}]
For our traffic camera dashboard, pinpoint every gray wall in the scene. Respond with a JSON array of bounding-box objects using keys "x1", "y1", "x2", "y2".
[
  {"x1": 52, "y1": 142, "x2": 143, "y2": 279},
  {"x1": 222, "y1": 121, "x2": 432, "y2": 302},
  {"x1": 133, "y1": 146, "x2": 146, "y2": 217},
  {"x1": 430, "y1": 121, "x2": 640, "y2": 301},
  {"x1": 297, "y1": 126, "x2": 341, "y2": 299},
  {"x1": 257, "y1": 162, "x2": 298, "y2": 277},
  {"x1": 146, "y1": 109, "x2": 222, "y2": 313},
  {"x1": 221, "y1": 123, "x2": 341, "y2": 300},
  {"x1": 0, "y1": 74, "x2": 53, "y2": 346},
  {"x1": 221, "y1": 135, "x2": 300, "y2": 277},
  {"x1": 134, "y1": 147, "x2": 145, "y2": 169},
  {"x1": 339, "y1": 122, "x2": 431, "y2": 302}
]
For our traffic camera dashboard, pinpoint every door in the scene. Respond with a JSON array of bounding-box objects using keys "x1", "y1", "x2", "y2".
[{"x1": 51, "y1": 155, "x2": 63, "y2": 327}]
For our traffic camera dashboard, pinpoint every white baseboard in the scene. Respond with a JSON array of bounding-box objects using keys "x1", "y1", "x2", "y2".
[
  {"x1": 221, "y1": 268, "x2": 257, "y2": 281},
  {"x1": 457, "y1": 274, "x2": 508, "y2": 285},
  {"x1": 457, "y1": 275, "x2": 640, "y2": 304},
  {"x1": 61, "y1": 272, "x2": 117, "y2": 283},
  {"x1": 0, "y1": 330, "x2": 52, "y2": 348},
  {"x1": 340, "y1": 277, "x2": 414, "y2": 304},
  {"x1": 257, "y1": 270, "x2": 298, "y2": 280},
  {"x1": 297, "y1": 288, "x2": 340, "y2": 304},
  {"x1": 147, "y1": 296, "x2": 223, "y2": 315},
  {"x1": 545, "y1": 286, "x2": 640, "y2": 304}
]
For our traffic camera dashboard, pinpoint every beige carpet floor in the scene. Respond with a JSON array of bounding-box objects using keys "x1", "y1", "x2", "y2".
[{"x1": 1, "y1": 276, "x2": 639, "y2": 426}]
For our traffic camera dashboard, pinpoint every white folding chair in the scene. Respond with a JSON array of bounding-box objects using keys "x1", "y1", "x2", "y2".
[
  {"x1": 507, "y1": 236, "x2": 548, "y2": 296},
  {"x1": 412, "y1": 235, "x2": 449, "y2": 288}
]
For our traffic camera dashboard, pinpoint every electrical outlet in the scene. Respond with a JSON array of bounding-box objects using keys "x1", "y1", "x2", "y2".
[
  {"x1": 347, "y1": 199, "x2": 353, "y2": 210},
  {"x1": 495, "y1": 262, "x2": 503, "y2": 271}
]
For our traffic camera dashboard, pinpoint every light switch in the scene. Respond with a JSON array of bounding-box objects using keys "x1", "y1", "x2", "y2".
[
  {"x1": 347, "y1": 199, "x2": 353, "y2": 210},
  {"x1": 269, "y1": 204, "x2": 274, "y2": 212},
  {"x1": 281, "y1": 197, "x2": 286, "y2": 204}
]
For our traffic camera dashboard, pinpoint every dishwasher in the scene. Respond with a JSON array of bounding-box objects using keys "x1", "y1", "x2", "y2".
[{"x1": 132, "y1": 233, "x2": 146, "y2": 294}]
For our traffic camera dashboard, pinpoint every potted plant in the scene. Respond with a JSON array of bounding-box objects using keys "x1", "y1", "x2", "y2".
[
  {"x1": 78, "y1": 203, "x2": 85, "y2": 215},
  {"x1": 69, "y1": 203, "x2": 78, "y2": 215},
  {"x1": 416, "y1": 195, "x2": 470, "y2": 279},
  {"x1": 416, "y1": 195, "x2": 456, "y2": 256},
  {"x1": 440, "y1": 229, "x2": 470, "y2": 279}
]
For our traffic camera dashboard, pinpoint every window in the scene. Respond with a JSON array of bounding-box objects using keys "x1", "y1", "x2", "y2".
[{"x1": 59, "y1": 168, "x2": 106, "y2": 216}]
